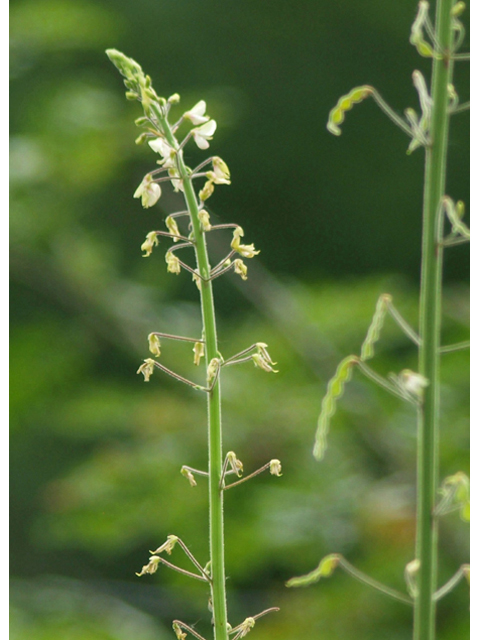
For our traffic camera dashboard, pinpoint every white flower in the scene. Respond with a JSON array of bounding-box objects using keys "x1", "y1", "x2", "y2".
[
  {"x1": 192, "y1": 120, "x2": 217, "y2": 150},
  {"x1": 134, "y1": 175, "x2": 161, "y2": 208},
  {"x1": 148, "y1": 137, "x2": 176, "y2": 167},
  {"x1": 183, "y1": 100, "x2": 210, "y2": 125}
]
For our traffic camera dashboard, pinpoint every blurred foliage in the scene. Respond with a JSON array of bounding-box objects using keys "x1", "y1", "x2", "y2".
[{"x1": 10, "y1": 0, "x2": 469, "y2": 639}]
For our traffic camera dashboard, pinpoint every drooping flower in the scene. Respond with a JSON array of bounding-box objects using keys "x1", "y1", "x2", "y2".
[
  {"x1": 136, "y1": 358, "x2": 156, "y2": 381},
  {"x1": 165, "y1": 215, "x2": 181, "y2": 240},
  {"x1": 192, "y1": 120, "x2": 217, "y2": 150},
  {"x1": 150, "y1": 535, "x2": 179, "y2": 555},
  {"x1": 193, "y1": 341, "x2": 205, "y2": 366},
  {"x1": 198, "y1": 209, "x2": 212, "y2": 231},
  {"x1": 148, "y1": 333, "x2": 161, "y2": 357},
  {"x1": 231, "y1": 227, "x2": 260, "y2": 259},
  {"x1": 134, "y1": 175, "x2": 161, "y2": 208},
  {"x1": 183, "y1": 100, "x2": 210, "y2": 125},
  {"x1": 181, "y1": 466, "x2": 197, "y2": 487},
  {"x1": 136, "y1": 555, "x2": 161, "y2": 576},
  {"x1": 233, "y1": 259, "x2": 248, "y2": 280},
  {"x1": 199, "y1": 180, "x2": 215, "y2": 201},
  {"x1": 210, "y1": 156, "x2": 231, "y2": 183},
  {"x1": 165, "y1": 251, "x2": 181, "y2": 274},
  {"x1": 141, "y1": 231, "x2": 159, "y2": 257}
]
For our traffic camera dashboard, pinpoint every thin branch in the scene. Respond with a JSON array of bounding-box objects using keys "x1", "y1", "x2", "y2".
[
  {"x1": 338, "y1": 557, "x2": 413, "y2": 606},
  {"x1": 439, "y1": 340, "x2": 469, "y2": 354},
  {"x1": 386, "y1": 300, "x2": 421, "y2": 346},
  {"x1": 156, "y1": 556, "x2": 209, "y2": 582},
  {"x1": 357, "y1": 360, "x2": 416, "y2": 404},
  {"x1": 152, "y1": 360, "x2": 205, "y2": 391},
  {"x1": 223, "y1": 463, "x2": 271, "y2": 491},
  {"x1": 150, "y1": 331, "x2": 204, "y2": 344},
  {"x1": 434, "y1": 565, "x2": 469, "y2": 601}
]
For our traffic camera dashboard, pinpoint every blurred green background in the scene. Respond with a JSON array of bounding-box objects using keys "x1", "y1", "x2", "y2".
[{"x1": 10, "y1": 1, "x2": 469, "y2": 639}]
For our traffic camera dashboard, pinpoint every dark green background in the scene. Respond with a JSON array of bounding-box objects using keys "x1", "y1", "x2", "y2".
[{"x1": 10, "y1": 1, "x2": 469, "y2": 639}]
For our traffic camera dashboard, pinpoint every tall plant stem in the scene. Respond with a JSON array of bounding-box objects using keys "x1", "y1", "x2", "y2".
[
  {"x1": 415, "y1": 1, "x2": 454, "y2": 639},
  {"x1": 159, "y1": 114, "x2": 228, "y2": 640}
]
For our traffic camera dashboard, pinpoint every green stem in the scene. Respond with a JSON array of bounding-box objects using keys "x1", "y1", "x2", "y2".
[
  {"x1": 160, "y1": 117, "x2": 228, "y2": 640},
  {"x1": 415, "y1": 2, "x2": 455, "y2": 639}
]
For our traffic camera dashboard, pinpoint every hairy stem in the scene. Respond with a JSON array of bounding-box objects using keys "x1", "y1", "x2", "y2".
[
  {"x1": 415, "y1": 1, "x2": 455, "y2": 638},
  {"x1": 159, "y1": 115, "x2": 228, "y2": 640}
]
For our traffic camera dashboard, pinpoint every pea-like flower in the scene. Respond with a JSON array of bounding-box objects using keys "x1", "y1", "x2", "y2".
[
  {"x1": 183, "y1": 100, "x2": 210, "y2": 125},
  {"x1": 148, "y1": 137, "x2": 176, "y2": 168},
  {"x1": 192, "y1": 120, "x2": 217, "y2": 150},
  {"x1": 134, "y1": 175, "x2": 161, "y2": 208}
]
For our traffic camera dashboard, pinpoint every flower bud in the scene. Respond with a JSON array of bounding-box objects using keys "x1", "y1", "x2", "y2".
[
  {"x1": 199, "y1": 180, "x2": 215, "y2": 201},
  {"x1": 227, "y1": 451, "x2": 243, "y2": 477}
]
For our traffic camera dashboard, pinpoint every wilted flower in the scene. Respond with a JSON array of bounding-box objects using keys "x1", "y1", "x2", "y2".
[
  {"x1": 137, "y1": 358, "x2": 156, "y2": 381},
  {"x1": 165, "y1": 215, "x2": 181, "y2": 240},
  {"x1": 269, "y1": 459, "x2": 282, "y2": 476},
  {"x1": 233, "y1": 259, "x2": 248, "y2": 280},
  {"x1": 198, "y1": 209, "x2": 212, "y2": 231},
  {"x1": 150, "y1": 535, "x2": 179, "y2": 555},
  {"x1": 235, "y1": 618, "x2": 255, "y2": 638},
  {"x1": 181, "y1": 466, "x2": 197, "y2": 487},
  {"x1": 166, "y1": 251, "x2": 181, "y2": 274},
  {"x1": 231, "y1": 227, "x2": 260, "y2": 258},
  {"x1": 136, "y1": 555, "x2": 161, "y2": 577},
  {"x1": 227, "y1": 451, "x2": 243, "y2": 477},
  {"x1": 399, "y1": 369, "x2": 429, "y2": 397},
  {"x1": 148, "y1": 333, "x2": 161, "y2": 357},
  {"x1": 134, "y1": 175, "x2": 161, "y2": 208},
  {"x1": 141, "y1": 231, "x2": 159, "y2": 257},
  {"x1": 207, "y1": 357, "x2": 221, "y2": 385},
  {"x1": 192, "y1": 120, "x2": 217, "y2": 150},
  {"x1": 193, "y1": 342, "x2": 205, "y2": 366},
  {"x1": 199, "y1": 180, "x2": 215, "y2": 201}
]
